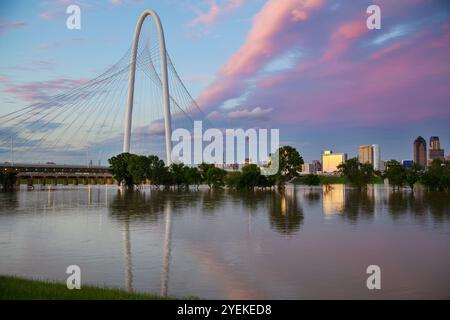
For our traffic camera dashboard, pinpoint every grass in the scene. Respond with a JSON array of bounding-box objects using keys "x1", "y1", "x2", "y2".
[
  {"x1": 293, "y1": 175, "x2": 384, "y2": 185},
  {"x1": 0, "y1": 275, "x2": 185, "y2": 300}
]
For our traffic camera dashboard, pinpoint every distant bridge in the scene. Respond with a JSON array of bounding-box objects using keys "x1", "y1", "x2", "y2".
[{"x1": 1, "y1": 163, "x2": 114, "y2": 188}]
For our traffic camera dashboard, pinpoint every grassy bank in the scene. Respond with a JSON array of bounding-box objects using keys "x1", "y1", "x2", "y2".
[
  {"x1": 293, "y1": 175, "x2": 384, "y2": 185},
  {"x1": 0, "y1": 275, "x2": 181, "y2": 300}
]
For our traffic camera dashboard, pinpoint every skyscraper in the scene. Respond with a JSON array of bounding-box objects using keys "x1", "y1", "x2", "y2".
[
  {"x1": 429, "y1": 136, "x2": 440, "y2": 150},
  {"x1": 413, "y1": 136, "x2": 427, "y2": 169},
  {"x1": 358, "y1": 145, "x2": 373, "y2": 165},
  {"x1": 428, "y1": 136, "x2": 445, "y2": 165},
  {"x1": 358, "y1": 144, "x2": 381, "y2": 170},
  {"x1": 372, "y1": 144, "x2": 381, "y2": 171}
]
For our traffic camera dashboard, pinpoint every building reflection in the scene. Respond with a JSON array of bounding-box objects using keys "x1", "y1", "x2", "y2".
[{"x1": 322, "y1": 184, "x2": 345, "y2": 218}]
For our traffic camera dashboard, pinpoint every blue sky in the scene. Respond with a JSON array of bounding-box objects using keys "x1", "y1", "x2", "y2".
[{"x1": 0, "y1": 0, "x2": 449, "y2": 164}]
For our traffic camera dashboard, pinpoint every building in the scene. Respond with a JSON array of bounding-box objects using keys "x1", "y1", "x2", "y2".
[
  {"x1": 357, "y1": 144, "x2": 381, "y2": 170},
  {"x1": 312, "y1": 160, "x2": 322, "y2": 172},
  {"x1": 301, "y1": 163, "x2": 316, "y2": 174},
  {"x1": 413, "y1": 136, "x2": 427, "y2": 169},
  {"x1": 322, "y1": 150, "x2": 347, "y2": 173},
  {"x1": 358, "y1": 145, "x2": 373, "y2": 165},
  {"x1": 402, "y1": 160, "x2": 414, "y2": 169},
  {"x1": 446, "y1": 155, "x2": 450, "y2": 162},
  {"x1": 428, "y1": 136, "x2": 445, "y2": 165},
  {"x1": 372, "y1": 144, "x2": 381, "y2": 171}
]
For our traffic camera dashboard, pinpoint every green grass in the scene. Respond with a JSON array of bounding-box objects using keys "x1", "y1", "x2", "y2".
[{"x1": 0, "y1": 275, "x2": 185, "y2": 300}]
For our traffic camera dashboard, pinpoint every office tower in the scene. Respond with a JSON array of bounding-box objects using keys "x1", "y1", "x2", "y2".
[
  {"x1": 429, "y1": 136, "x2": 440, "y2": 150},
  {"x1": 413, "y1": 136, "x2": 427, "y2": 169},
  {"x1": 428, "y1": 136, "x2": 445, "y2": 165},
  {"x1": 358, "y1": 145, "x2": 373, "y2": 165},
  {"x1": 372, "y1": 144, "x2": 381, "y2": 171},
  {"x1": 322, "y1": 150, "x2": 347, "y2": 173}
]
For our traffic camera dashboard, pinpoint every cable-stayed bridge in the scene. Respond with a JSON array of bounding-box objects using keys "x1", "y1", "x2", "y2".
[{"x1": 0, "y1": 9, "x2": 212, "y2": 167}]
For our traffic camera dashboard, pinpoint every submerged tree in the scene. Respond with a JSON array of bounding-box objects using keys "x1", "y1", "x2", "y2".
[{"x1": 337, "y1": 158, "x2": 375, "y2": 188}]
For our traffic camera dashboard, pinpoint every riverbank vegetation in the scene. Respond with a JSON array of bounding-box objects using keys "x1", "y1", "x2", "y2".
[
  {"x1": 294, "y1": 158, "x2": 450, "y2": 192},
  {"x1": 0, "y1": 275, "x2": 179, "y2": 300},
  {"x1": 384, "y1": 159, "x2": 450, "y2": 191},
  {"x1": 0, "y1": 171, "x2": 17, "y2": 190},
  {"x1": 108, "y1": 146, "x2": 304, "y2": 190}
]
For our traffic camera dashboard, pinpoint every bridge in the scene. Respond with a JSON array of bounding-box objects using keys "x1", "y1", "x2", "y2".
[
  {"x1": 0, "y1": 9, "x2": 212, "y2": 168},
  {"x1": 1, "y1": 163, "x2": 114, "y2": 188}
]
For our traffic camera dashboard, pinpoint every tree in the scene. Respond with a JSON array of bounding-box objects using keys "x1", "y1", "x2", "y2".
[
  {"x1": 128, "y1": 155, "x2": 149, "y2": 187},
  {"x1": 274, "y1": 146, "x2": 304, "y2": 187},
  {"x1": 405, "y1": 163, "x2": 421, "y2": 191},
  {"x1": 224, "y1": 172, "x2": 241, "y2": 189},
  {"x1": 205, "y1": 166, "x2": 226, "y2": 189},
  {"x1": 420, "y1": 159, "x2": 450, "y2": 191},
  {"x1": 238, "y1": 164, "x2": 261, "y2": 189},
  {"x1": 146, "y1": 155, "x2": 166, "y2": 187},
  {"x1": 183, "y1": 166, "x2": 202, "y2": 189},
  {"x1": 0, "y1": 171, "x2": 17, "y2": 191},
  {"x1": 337, "y1": 158, "x2": 375, "y2": 188},
  {"x1": 108, "y1": 153, "x2": 134, "y2": 188},
  {"x1": 303, "y1": 174, "x2": 320, "y2": 187},
  {"x1": 384, "y1": 160, "x2": 406, "y2": 190},
  {"x1": 169, "y1": 163, "x2": 186, "y2": 189}
]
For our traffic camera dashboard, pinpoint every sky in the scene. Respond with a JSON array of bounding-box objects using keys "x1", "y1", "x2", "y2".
[{"x1": 0, "y1": 0, "x2": 449, "y2": 164}]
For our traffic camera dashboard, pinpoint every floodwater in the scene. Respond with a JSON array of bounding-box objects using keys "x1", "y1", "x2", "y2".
[{"x1": 0, "y1": 184, "x2": 449, "y2": 299}]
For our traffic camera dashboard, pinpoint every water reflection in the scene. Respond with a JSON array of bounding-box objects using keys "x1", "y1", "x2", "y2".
[
  {"x1": 268, "y1": 188, "x2": 304, "y2": 235},
  {"x1": 322, "y1": 184, "x2": 345, "y2": 218},
  {"x1": 1, "y1": 185, "x2": 449, "y2": 299}
]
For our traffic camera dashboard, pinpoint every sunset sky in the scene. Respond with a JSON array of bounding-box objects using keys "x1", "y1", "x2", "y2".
[{"x1": 0, "y1": 0, "x2": 449, "y2": 163}]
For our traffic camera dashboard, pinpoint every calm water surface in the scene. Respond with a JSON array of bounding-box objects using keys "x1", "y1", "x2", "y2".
[{"x1": 1, "y1": 184, "x2": 449, "y2": 299}]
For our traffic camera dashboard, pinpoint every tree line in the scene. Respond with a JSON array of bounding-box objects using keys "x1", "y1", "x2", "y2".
[
  {"x1": 108, "y1": 146, "x2": 304, "y2": 190},
  {"x1": 0, "y1": 171, "x2": 17, "y2": 191},
  {"x1": 336, "y1": 157, "x2": 450, "y2": 191}
]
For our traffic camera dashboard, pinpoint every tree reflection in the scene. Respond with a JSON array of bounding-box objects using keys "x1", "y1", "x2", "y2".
[
  {"x1": 268, "y1": 189, "x2": 304, "y2": 235},
  {"x1": 341, "y1": 187, "x2": 375, "y2": 222}
]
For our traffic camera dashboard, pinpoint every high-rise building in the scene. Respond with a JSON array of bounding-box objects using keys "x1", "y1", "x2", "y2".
[
  {"x1": 429, "y1": 136, "x2": 440, "y2": 150},
  {"x1": 358, "y1": 145, "x2": 373, "y2": 165},
  {"x1": 413, "y1": 136, "x2": 427, "y2": 169},
  {"x1": 357, "y1": 144, "x2": 381, "y2": 170},
  {"x1": 322, "y1": 150, "x2": 347, "y2": 173},
  {"x1": 428, "y1": 136, "x2": 444, "y2": 165},
  {"x1": 372, "y1": 144, "x2": 381, "y2": 170}
]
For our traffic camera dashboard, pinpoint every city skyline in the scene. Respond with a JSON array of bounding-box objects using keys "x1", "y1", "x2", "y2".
[{"x1": 0, "y1": 0, "x2": 449, "y2": 163}]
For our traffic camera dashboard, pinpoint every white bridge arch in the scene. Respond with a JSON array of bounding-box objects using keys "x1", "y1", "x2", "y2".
[{"x1": 123, "y1": 9, "x2": 172, "y2": 165}]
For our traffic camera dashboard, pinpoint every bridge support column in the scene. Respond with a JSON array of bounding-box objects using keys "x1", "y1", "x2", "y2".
[{"x1": 123, "y1": 9, "x2": 172, "y2": 165}]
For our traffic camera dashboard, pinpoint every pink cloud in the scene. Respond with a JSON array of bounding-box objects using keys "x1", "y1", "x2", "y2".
[
  {"x1": 321, "y1": 19, "x2": 368, "y2": 62},
  {"x1": 247, "y1": 27, "x2": 450, "y2": 126},
  {"x1": 188, "y1": 0, "x2": 246, "y2": 27},
  {"x1": 2, "y1": 78, "x2": 87, "y2": 102},
  {"x1": 197, "y1": 0, "x2": 325, "y2": 109}
]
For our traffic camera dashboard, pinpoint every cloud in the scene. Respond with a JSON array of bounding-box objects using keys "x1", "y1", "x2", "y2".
[
  {"x1": 228, "y1": 107, "x2": 273, "y2": 120},
  {"x1": 0, "y1": 21, "x2": 28, "y2": 32},
  {"x1": 196, "y1": 0, "x2": 325, "y2": 110},
  {"x1": 188, "y1": 0, "x2": 246, "y2": 27},
  {"x1": 2, "y1": 78, "x2": 87, "y2": 102}
]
